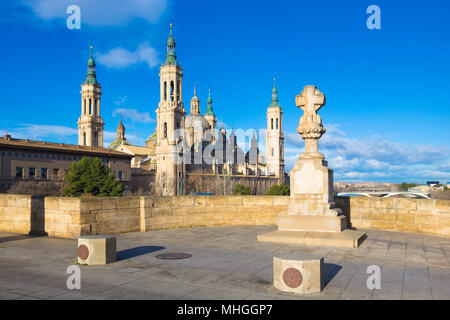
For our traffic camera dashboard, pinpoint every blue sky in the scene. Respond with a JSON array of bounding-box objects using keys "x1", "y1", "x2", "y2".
[{"x1": 0, "y1": 0, "x2": 449, "y2": 183}]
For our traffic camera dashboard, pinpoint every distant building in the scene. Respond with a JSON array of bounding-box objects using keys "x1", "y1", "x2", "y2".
[
  {"x1": 107, "y1": 24, "x2": 286, "y2": 195},
  {"x1": 409, "y1": 185, "x2": 432, "y2": 193},
  {"x1": 0, "y1": 134, "x2": 132, "y2": 192}
]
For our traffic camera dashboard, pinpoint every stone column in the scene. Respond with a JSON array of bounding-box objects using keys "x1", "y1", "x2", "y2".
[{"x1": 258, "y1": 85, "x2": 366, "y2": 248}]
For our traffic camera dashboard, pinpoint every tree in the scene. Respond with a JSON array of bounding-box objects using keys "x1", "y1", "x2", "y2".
[
  {"x1": 150, "y1": 173, "x2": 174, "y2": 196},
  {"x1": 215, "y1": 171, "x2": 233, "y2": 195},
  {"x1": 399, "y1": 182, "x2": 418, "y2": 192},
  {"x1": 265, "y1": 183, "x2": 290, "y2": 196},
  {"x1": 8, "y1": 170, "x2": 67, "y2": 197},
  {"x1": 64, "y1": 157, "x2": 124, "y2": 197},
  {"x1": 233, "y1": 184, "x2": 251, "y2": 195}
]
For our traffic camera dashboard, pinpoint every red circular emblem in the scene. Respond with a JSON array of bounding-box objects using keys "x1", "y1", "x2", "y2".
[
  {"x1": 78, "y1": 244, "x2": 89, "y2": 260},
  {"x1": 283, "y1": 268, "x2": 303, "y2": 288}
]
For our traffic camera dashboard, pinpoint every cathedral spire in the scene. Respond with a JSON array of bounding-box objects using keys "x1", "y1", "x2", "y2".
[
  {"x1": 165, "y1": 23, "x2": 178, "y2": 66},
  {"x1": 269, "y1": 77, "x2": 279, "y2": 108},
  {"x1": 219, "y1": 120, "x2": 226, "y2": 135},
  {"x1": 205, "y1": 88, "x2": 214, "y2": 116},
  {"x1": 117, "y1": 115, "x2": 125, "y2": 139},
  {"x1": 190, "y1": 82, "x2": 200, "y2": 114},
  {"x1": 85, "y1": 43, "x2": 98, "y2": 85},
  {"x1": 109, "y1": 115, "x2": 129, "y2": 149}
]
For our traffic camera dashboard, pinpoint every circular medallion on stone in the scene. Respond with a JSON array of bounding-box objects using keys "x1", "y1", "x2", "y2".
[
  {"x1": 78, "y1": 244, "x2": 89, "y2": 260},
  {"x1": 283, "y1": 268, "x2": 303, "y2": 288},
  {"x1": 155, "y1": 252, "x2": 192, "y2": 260}
]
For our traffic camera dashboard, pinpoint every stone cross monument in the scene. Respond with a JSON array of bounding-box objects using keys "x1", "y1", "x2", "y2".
[{"x1": 258, "y1": 85, "x2": 366, "y2": 248}]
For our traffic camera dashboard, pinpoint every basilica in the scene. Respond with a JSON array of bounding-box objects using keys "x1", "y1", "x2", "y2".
[{"x1": 79, "y1": 24, "x2": 286, "y2": 195}]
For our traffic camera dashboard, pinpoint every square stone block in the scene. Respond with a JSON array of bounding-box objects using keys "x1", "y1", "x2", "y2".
[
  {"x1": 78, "y1": 235, "x2": 117, "y2": 265},
  {"x1": 279, "y1": 215, "x2": 346, "y2": 232},
  {"x1": 258, "y1": 229, "x2": 366, "y2": 248},
  {"x1": 273, "y1": 256, "x2": 324, "y2": 294}
]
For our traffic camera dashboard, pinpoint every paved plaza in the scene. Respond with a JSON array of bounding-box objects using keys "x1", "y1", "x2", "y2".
[{"x1": 0, "y1": 226, "x2": 449, "y2": 300}]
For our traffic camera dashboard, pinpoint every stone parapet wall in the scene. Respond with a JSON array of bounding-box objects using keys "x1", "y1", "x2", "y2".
[
  {"x1": 79, "y1": 197, "x2": 141, "y2": 236},
  {"x1": 45, "y1": 197, "x2": 141, "y2": 238},
  {"x1": 336, "y1": 196, "x2": 450, "y2": 238},
  {"x1": 0, "y1": 194, "x2": 35, "y2": 234},
  {"x1": 1, "y1": 194, "x2": 449, "y2": 239},
  {"x1": 141, "y1": 196, "x2": 290, "y2": 231},
  {"x1": 44, "y1": 197, "x2": 81, "y2": 238}
]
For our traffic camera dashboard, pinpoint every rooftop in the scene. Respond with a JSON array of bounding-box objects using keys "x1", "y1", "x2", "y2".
[{"x1": 0, "y1": 136, "x2": 132, "y2": 159}]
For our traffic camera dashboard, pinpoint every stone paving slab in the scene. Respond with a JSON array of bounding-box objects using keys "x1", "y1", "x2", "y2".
[{"x1": 0, "y1": 227, "x2": 449, "y2": 300}]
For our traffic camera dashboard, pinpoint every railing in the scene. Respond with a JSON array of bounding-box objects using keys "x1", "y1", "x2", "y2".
[{"x1": 336, "y1": 192, "x2": 431, "y2": 199}]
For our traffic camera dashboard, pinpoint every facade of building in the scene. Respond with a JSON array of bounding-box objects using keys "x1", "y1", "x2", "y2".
[
  {"x1": 0, "y1": 134, "x2": 132, "y2": 192},
  {"x1": 109, "y1": 24, "x2": 287, "y2": 195}
]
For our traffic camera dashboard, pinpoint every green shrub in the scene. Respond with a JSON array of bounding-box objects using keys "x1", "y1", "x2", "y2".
[
  {"x1": 64, "y1": 157, "x2": 124, "y2": 197},
  {"x1": 399, "y1": 182, "x2": 418, "y2": 191},
  {"x1": 233, "y1": 184, "x2": 251, "y2": 195},
  {"x1": 265, "y1": 183, "x2": 290, "y2": 196}
]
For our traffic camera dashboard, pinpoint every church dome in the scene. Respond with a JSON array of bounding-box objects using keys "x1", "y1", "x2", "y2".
[
  {"x1": 167, "y1": 34, "x2": 176, "y2": 47},
  {"x1": 88, "y1": 56, "x2": 95, "y2": 68},
  {"x1": 185, "y1": 114, "x2": 211, "y2": 131},
  {"x1": 191, "y1": 95, "x2": 200, "y2": 104}
]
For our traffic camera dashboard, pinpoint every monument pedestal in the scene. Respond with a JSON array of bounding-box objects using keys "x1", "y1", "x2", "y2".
[
  {"x1": 258, "y1": 229, "x2": 366, "y2": 248},
  {"x1": 273, "y1": 256, "x2": 324, "y2": 294},
  {"x1": 78, "y1": 235, "x2": 117, "y2": 265},
  {"x1": 278, "y1": 215, "x2": 346, "y2": 233},
  {"x1": 258, "y1": 85, "x2": 366, "y2": 248}
]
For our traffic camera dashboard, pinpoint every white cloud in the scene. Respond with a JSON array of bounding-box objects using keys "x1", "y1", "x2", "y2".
[
  {"x1": 9, "y1": 124, "x2": 78, "y2": 140},
  {"x1": 6, "y1": 123, "x2": 147, "y2": 148},
  {"x1": 114, "y1": 95, "x2": 128, "y2": 106},
  {"x1": 283, "y1": 123, "x2": 450, "y2": 182},
  {"x1": 23, "y1": 0, "x2": 168, "y2": 26},
  {"x1": 97, "y1": 43, "x2": 159, "y2": 69},
  {"x1": 112, "y1": 108, "x2": 155, "y2": 124}
]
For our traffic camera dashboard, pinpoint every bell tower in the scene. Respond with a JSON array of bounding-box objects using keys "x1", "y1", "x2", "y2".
[
  {"x1": 155, "y1": 24, "x2": 186, "y2": 195},
  {"x1": 78, "y1": 44, "x2": 104, "y2": 147},
  {"x1": 266, "y1": 78, "x2": 285, "y2": 183}
]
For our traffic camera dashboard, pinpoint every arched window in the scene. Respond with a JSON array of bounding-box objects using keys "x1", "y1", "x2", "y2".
[
  {"x1": 89, "y1": 99, "x2": 92, "y2": 114},
  {"x1": 93, "y1": 100, "x2": 97, "y2": 116},
  {"x1": 271, "y1": 148, "x2": 274, "y2": 157},
  {"x1": 276, "y1": 118, "x2": 278, "y2": 130},
  {"x1": 164, "y1": 122, "x2": 168, "y2": 138},
  {"x1": 176, "y1": 80, "x2": 180, "y2": 101},
  {"x1": 83, "y1": 132, "x2": 86, "y2": 145},
  {"x1": 164, "y1": 81, "x2": 167, "y2": 100},
  {"x1": 83, "y1": 99, "x2": 86, "y2": 115},
  {"x1": 170, "y1": 81, "x2": 174, "y2": 101},
  {"x1": 271, "y1": 118, "x2": 273, "y2": 130}
]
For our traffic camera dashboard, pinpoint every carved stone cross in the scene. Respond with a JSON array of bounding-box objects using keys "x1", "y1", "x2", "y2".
[
  {"x1": 295, "y1": 85, "x2": 327, "y2": 158},
  {"x1": 296, "y1": 85, "x2": 326, "y2": 115}
]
